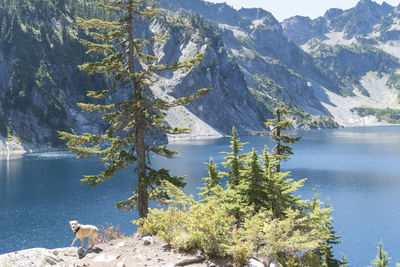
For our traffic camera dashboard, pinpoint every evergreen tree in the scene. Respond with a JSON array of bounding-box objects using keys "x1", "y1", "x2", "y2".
[
  {"x1": 265, "y1": 108, "x2": 301, "y2": 172},
  {"x1": 238, "y1": 149, "x2": 265, "y2": 214},
  {"x1": 319, "y1": 203, "x2": 342, "y2": 267},
  {"x1": 371, "y1": 241, "x2": 390, "y2": 267},
  {"x1": 262, "y1": 146, "x2": 305, "y2": 218},
  {"x1": 59, "y1": 0, "x2": 211, "y2": 219},
  {"x1": 199, "y1": 157, "x2": 223, "y2": 198},
  {"x1": 340, "y1": 254, "x2": 348, "y2": 267},
  {"x1": 220, "y1": 127, "x2": 248, "y2": 187}
]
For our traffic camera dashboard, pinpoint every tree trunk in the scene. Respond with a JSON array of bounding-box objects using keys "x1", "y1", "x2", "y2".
[
  {"x1": 128, "y1": 1, "x2": 148, "y2": 219},
  {"x1": 276, "y1": 109, "x2": 281, "y2": 173}
]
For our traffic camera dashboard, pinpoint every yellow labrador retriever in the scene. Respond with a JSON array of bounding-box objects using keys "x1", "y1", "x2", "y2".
[{"x1": 69, "y1": 220, "x2": 99, "y2": 249}]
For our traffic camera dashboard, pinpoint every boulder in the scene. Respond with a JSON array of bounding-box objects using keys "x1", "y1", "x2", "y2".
[
  {"x1": 116, "y1": 261, "x2": 126, "y2": 267},
  {"x1": 248, "y1": 258, "x2": 264, "y2": 267},
  {"x1": 142, "y1": 236, "x2": 153, "y2": 246},
  {"x1": 93, "y1": 253, "x2": 121, "y2": 263}
]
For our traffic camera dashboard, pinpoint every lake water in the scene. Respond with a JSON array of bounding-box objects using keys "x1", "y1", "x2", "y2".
[{"x1": 1, "y1": 126, "x2": 400, "y2": 266}]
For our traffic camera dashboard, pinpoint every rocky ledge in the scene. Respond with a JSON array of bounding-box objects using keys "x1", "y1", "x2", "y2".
[{"x1": 0, "y1": 235, "x2": 282, "y2": 267}]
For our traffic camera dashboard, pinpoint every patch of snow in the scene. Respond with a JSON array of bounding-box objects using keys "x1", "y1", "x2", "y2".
[
  {"x1": 218, "y1": 24, "x2": 248, "y2": 38},
  {"x1": 388, "y1": 17, "x2": 400, "y2": 31},
  {"x1": 375, "y1": 41, "x2": 400, "y2": 59},
  {"x1": 300, "y1": 43, "x2": 312, "y2": 53},
  {"x1": 323, "y1": 31, "x2": 356, "y2": 46},
  {"x1": 250, "y1": 19, "x2": 264, "y2": 29}
]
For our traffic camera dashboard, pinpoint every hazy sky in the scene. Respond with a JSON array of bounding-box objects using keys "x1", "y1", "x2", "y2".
[{"x1": 206, "y1": 0, "x2": 400, "y2": 21}]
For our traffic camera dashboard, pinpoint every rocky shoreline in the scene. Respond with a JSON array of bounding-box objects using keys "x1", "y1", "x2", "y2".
[{"x1": 0, "y1": 235, "x2": 282, "y2": 267}]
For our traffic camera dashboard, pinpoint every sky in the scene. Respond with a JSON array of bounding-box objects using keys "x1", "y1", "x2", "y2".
[{"x1": 206, "y1": 0, "x2": 400, "y2": 21}]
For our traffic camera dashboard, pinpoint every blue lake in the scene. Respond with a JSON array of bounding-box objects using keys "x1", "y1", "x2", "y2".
[{"x1": 2, "y1": 126, "x2": 400, "y2": 266}]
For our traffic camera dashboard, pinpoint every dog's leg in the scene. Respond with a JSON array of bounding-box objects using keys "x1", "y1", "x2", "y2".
[
  {"x1": 89, "y1": 236, "x2": 94, "y2": 248},
  {"x1": 80, "y1": 238, "x2": 85, "y2": 249},
  {"x1": 71, "y1": 237, "x2": 78, "y2": 247},
  {"x1": 89, "y1": 229, "x2": 98, "y2": 248}
]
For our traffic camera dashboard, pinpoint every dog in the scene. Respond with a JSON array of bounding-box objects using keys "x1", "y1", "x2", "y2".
[{"x1": 69, "y1": 220, "x2": 99, "y2": 249}]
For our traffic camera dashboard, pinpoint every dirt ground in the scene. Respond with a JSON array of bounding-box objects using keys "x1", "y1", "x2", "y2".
[{"x1": 68, "y1": 234, "x2": 233, "y2": 267}]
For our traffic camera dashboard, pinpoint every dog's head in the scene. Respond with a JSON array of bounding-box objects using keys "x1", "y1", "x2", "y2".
[{"x1": 69, "y1": 220, "x2": 80, "y2": 232}]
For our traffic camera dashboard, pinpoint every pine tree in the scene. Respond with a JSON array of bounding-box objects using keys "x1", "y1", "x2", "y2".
[
  {"x1": 371, "y1": 241, "x2": 390, "y2": 267},
  {"x1": 265, "y1": 108, "x2": 301, "y2": 172},
  {"x1": 220, "y1": 127, "x2": 249, "y2": 187},
  {"x1": 59, "y1": 0, "x2": 211, "y2": 219},
  {"x1": 340, "y1": 254, "x2": 348, "y2": 267},
  {"x1": 262, "y1": 146, "x2": 305, "y2": 218},
  {"x1": 238, "y1": 149, "x2": 266, "y2": 214},
  {"x1": 319, "y1": 203, "x2": 341, "y2": 267},
  {"x1": 199, "y1": 157, "x2": 223, "y2": 198}
]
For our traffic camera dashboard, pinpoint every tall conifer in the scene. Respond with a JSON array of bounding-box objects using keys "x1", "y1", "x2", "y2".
[
  {"x1": 239, "y1": 149, "x2": 265, "y2": 214},
  {"x1": 199, "y1": 157, "x2": 223, "y2": 198},
  {"x1": 59, "y1": 0, "x2": 211, "y2": 218},
  {"x1": 371, "y1": 241, "x2": 390, "y2": 267},
  {"x1": 221, "y1": 127, "x2": 248, "y2": 187},
  {"x1": 262, "y1": 146, "x2": 305, "y2": 218},
  {"x1": 265, "y1": 108, "x2": 301, "y2": 172}
]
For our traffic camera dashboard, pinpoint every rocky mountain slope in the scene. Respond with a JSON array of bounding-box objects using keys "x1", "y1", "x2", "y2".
[
  {"x1": 1, "y1": 0, "x2": 400, "y2": 152},
  {"x1": 282, "y1": 0, "x2": 400, "y2": 126},
  {"x1": 0, "y1": 0, "x2": 268, "y2": 152}
]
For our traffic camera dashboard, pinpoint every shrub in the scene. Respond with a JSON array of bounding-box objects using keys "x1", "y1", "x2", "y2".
[
  {"x1": 98, "y1": 222, "x2": 124, "y2": 243},
  {"x1": 136, "y1": 200, "x2": 236, "y2": 257}
]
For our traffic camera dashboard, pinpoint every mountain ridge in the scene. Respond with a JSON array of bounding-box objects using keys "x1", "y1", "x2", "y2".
[{"x1": 1, "y1": 0, "x2": 400, "y2": 152}]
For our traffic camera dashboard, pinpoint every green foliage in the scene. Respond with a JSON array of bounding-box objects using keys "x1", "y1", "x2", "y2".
[
  {"x1": 265, "y1": 108, "x2": 301, "y2": 172},
  {"x1": 351, "y1": 107, "x2": 400, "y2": 124},
  {"x1": 339, "y1": 86, "x2": 356, "y2": 97},
  {"x1": 136, "y1": 200, "x2": 236, "y2": 257},
  {"x1": 198, "y1": 157, "x2": 223, "y2": 198},
  {"x1": 341, "y1": 254, "x2": 349, "y2": 267},
  {"x1": 220, "y1": 127, "x2": 249, "y2": 187},
  {"x1": 237, "y1": 149, "x2": 266, "y2": 214},
  {"x1": 355, "y1": 84, "x2": 370, "y2": 97},
  {"x1": 138, "y1": 184, "x2": 332, "y2": 265},
  {"x1": 137, "y1": 133, "x2": 338, "y2": 265},
  {"x1": 318, "y1": 200, "x2": 342, "y2": 267},
  {"x1": 386, "y1": 72, "x2": 400, "y2": 90},
  {"x1": 58, "y1": 0, "x2": 211, "y2": 218},
  {"x1": 0, "y1": 0, "x2": 106, "y2": 145},
  {"x1": 249, "y1": 87, "x2": 339, "y2": 129},
  {"x1": 371, "y1": 241, "x2": 390, "y2": 267},
  {"x1": 0, "y1": 114, "x2": 8, "y2": 138}
]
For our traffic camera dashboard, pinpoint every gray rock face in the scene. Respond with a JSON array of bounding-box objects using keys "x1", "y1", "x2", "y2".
[
  {"x1": 283, "y1": 0, "x2": 396, "y2": 44},
  {"x1": 3, "y1": 0, "x2": 400, "y2": 151},
  {"x1": 160, "y1": 0, "x2": 335, "y2": 118}
]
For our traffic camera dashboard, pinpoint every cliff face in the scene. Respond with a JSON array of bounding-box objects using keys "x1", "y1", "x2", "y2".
[
  {"x1": 0, "y1": 0, "x2": 108, "y2": 152},
  {"x1": 160, "y1": 0, "x2": 337, "y2": 118}
]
